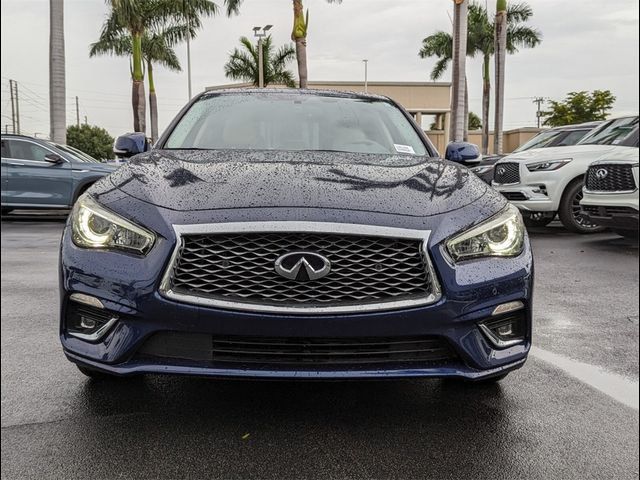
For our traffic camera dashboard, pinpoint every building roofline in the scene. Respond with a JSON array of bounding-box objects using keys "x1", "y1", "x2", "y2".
[{"x1": 206, "y1": 80, "x2": 451, "y2": 91}]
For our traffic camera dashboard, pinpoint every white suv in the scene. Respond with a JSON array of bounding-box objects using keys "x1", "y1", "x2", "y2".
[
  {"x1": 493, "y1": 116, "x2": 639, "y2": 233},
  {"x1": 581, "y1": 148, "x2": 639, "y2": 239}
]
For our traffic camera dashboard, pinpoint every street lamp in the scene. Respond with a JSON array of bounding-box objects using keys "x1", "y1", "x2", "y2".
[
  {"x1": 253, "y1": 25, "x2": 273, "y2": 88},
  {"x1": 362, "y1": 59, "x2": 368, "y2": 93}
]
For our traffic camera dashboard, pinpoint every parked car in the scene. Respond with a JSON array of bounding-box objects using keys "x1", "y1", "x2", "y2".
[
  {"x1": 581, "y1": 147, "x2": 639, "y2": 239},
  {"x1": 493, "y1": 116, "x2": 639, "y2": 231},
  {"x1": 59, "y1": 89, "x2": 533, "y2": 384},
  {"x1": 471, "y1": 121, "x2": 602, "y2": 184},
  {"x1": 1, "y1": 134, "x2": 117, "y2": 214}
]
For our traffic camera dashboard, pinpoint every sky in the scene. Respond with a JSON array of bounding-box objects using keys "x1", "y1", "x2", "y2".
[{"x1": 1, "y1": 0, "x2": 639, "y2": 140}]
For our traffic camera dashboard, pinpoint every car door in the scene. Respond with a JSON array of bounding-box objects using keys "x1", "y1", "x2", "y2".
[
  {"x1": 4, "y1": 138, "x2": 72, "y2": 207},
  {"x1": 1, "y1": 139, "x2": 9, "y2": 205}
]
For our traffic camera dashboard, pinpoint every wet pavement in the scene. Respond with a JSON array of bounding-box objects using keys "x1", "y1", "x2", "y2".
[{"x1": 1, "y1": 217, "x2": 638, "y2": 479}]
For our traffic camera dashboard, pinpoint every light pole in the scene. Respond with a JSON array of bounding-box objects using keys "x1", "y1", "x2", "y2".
[
  {"x1": 362, "y1": 59, "x2": 368, "y2": 93},
  {"x1": 253, "y1": 25, "x2": 273, "y2": 88}
]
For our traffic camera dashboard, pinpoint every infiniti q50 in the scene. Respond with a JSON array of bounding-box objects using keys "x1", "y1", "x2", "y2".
[{"x1": 59, "y1": 89, "x2": 533, "y2": 383}]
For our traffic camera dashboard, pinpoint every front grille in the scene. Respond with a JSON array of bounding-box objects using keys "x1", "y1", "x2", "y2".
[
  {"x1": 586, "y1": 164, "x2": 637, "y2": 192},
  {"x1": 494, "y1": 163, "x2": 521, "y2": 184},
  {"x1": 137, "y1": 332, "x2": 457, "y2": 368},
  {"x1": 502, "y1": 191, "x2": 528, "y2": 201},
  {"x1": 166, "y1": 231, "x2": 435, "y2": 310},
  {"x1": 583, "y1": 205, "x2": 639, "y2": 217}
]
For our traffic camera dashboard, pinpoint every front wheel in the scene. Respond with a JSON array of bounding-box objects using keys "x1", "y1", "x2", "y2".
[
  {"x1": 558, "y1": 179, "x2": 605, "y2": 234},
  {"x1": 523, "y1": 212, "x2": 556, "y2": 228}
]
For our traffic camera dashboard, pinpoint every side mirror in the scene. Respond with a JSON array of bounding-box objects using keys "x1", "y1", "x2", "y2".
[
  {"x1": 44, "y1": 153, "x2": 64, "y2": 164},
  {"x1": 444, "y1": 142, "x2": 482, "y2": 166},
  {"x1": 113, "y1": 132, "x2": 149, "y2": 158}
]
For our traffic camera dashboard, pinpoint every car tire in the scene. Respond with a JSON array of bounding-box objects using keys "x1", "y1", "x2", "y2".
[
  {"x1": 76, "y1": 365, "x2": 115, "y2": 380},
  {"x1": 613, "y1": 228, "x2": 639, "y2": 240},
  {"x1": 523, "y1": 212, "x2": 556, "y2": 228},
  {"x1": 558, "y1": 179, "x2": 605, "y2": 234}
]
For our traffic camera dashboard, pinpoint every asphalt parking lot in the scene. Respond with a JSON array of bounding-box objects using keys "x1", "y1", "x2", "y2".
[{"x1": 1, "y1": 216, "x2": 638, "y2": 480}]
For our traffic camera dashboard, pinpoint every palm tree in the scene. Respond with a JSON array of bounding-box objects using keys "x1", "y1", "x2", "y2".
[
  {"x1": 450, "y1": 0, "x2": 469, "y2": 143},
  {"x1": 93, "y1": 0, "x2": 221, "y2": 134},
  {"x1": 226, "y1": 0, "x2": 341, "y2": 88},
  {"x1": 494, "y1": 0, "x2": 508, "y2": 154},
  {"x1": 224, "y1": 36, "x2": 296, "y2": 87},
  {"x1": 49, "y1": 0, "x2": 66, "y2": 143},
  {"x1": 90, "y1": 24, "x2": 188, "y2": 142},
  {"x1": 419, "y1": 1, "x2": 541, "y2": 152}
]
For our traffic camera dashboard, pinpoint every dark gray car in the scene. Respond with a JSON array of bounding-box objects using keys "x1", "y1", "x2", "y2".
[{"x1": 1, "y1": 134, "x2": 117, "y2": 213}]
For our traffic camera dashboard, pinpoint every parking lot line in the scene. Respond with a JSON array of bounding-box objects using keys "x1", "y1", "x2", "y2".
[{"x1": 530, "y1": 346, "x2": 639, "y2": 410}]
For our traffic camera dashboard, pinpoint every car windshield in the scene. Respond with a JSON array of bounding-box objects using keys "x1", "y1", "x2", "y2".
[
  {"x1": 49, "y1": 143, "x2": 102, "y2": 163},
  {"x1": 577, "y1": 116, "x2": 639, "y2": 146},
  {"x1": 164, "y1": 92, "x2": 429, "y2": 156},
  {"x1": 513, "y1": 130, "x2": 564, "y2": 152}
]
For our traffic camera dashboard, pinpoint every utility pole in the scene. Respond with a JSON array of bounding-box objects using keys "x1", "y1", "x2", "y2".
[
  {"x1": 533, "y1": 97, "x2": 544, "y2": 128},
  {"x1": 253, "y1": 25, "x2": 272, "y2": 88},
  {"x1": 75, "y1": 96, "x2": 80, "y2": 127},
  {"x1": 9, "y1": 80, "x2": 16, "y2": 134},
  {"x1": 14, "y1": 81, "x2": 20, "y2": 135},
  {"x1": 84, "y1": 115, "x2": 88, "y2": 125},
  {"x1": 363, "y1": 59, "x2": 368, "y2": 93}
]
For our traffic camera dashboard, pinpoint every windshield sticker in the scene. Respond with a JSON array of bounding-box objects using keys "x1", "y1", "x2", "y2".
[{"x1": 394, "y1": 144, "x2": 416, "y2": 155}]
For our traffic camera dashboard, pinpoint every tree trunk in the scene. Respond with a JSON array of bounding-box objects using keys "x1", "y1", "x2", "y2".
[
  {"x1": 131, "y1": 32, "x2": 146, "y2": 133},
  {"x1": 295, "y1": 37, "x2": 308, "y2": 89},
  {"x1": 292, "y1": 0, "x2": 308, "y2": 88},
  {"x1": 49, "y1": 0, "x2": 66, "y2": 143},
  {"x1": 481, "y1": 54, "x2": 491, "y2": 154},
  {"x1": 148, "y1": 60, "x2": 158, "y2": 143},
  {"x1": 132, "y1": 80, "x2": 146, "y2": 133},
  {"x1": 494, "y1": 0, "x2": 508, "y2": 154},
  {"x1": 449, "y1": 0, "x2": 468, "y2": 143},
  {"x1": 463, "y1": 76, "x2": 469, "y2": 141}
]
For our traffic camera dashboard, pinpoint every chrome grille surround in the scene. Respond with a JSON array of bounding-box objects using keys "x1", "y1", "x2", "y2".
[
  {"x1": 585, "y1": 162, "x2": 638, "y2": 193},
  {"x1": 159, "y1": 222, "x2": 441, "y2": 314}
]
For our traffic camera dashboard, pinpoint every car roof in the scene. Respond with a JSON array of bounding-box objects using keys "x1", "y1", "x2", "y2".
[
  {"x1": 550, "y1": 121, "x2": 603, "y2": 131},
  {"x1": 0, "y1": 134, "x2": 41, "y2": 141},
  {"x1": 200, "y1": 87, "x2": 392, "y2": 103}
]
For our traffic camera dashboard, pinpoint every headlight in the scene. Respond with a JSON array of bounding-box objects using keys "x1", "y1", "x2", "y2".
[
  {"x1": 446, "y1": 204, "x2": 525, "y2": 262},
  {"x1": 526, "y1": 158, "x2": 571, "y2": 172},
  {"x1": 471, "y1": 165, "x2": 493, "y2": 175},
  {"x1": 71, "y1": 195, "x2": 155, "y2": 254}
]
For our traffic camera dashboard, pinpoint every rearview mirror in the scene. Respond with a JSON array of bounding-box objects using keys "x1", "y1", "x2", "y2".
[
  {"x1": 113, "y1": 132, "x2": 149, "y2": 158},
  {"x1": 44, "y1": 153, "x2": 64, "y2": 164},
  {"x1": 444, "y1": 142, "x2": 481, "y2": 165}
]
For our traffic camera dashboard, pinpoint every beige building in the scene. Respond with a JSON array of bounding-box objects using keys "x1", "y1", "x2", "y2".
[{"x1": 205, "y1": 81, "x2": 540, "y2": 154}]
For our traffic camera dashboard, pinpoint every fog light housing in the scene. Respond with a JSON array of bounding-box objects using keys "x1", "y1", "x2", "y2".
[
  {"x1": 66, "y1": 299, "x2": 118, "y2": 342},
  {"x1": 479, "y1": 314, "x2": 526, "y2": 348}
]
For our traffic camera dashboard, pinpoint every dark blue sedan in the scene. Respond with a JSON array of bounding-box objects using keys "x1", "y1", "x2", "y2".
[{"x1": 59, "y1": 89, "x2": 533, "y2": 383}]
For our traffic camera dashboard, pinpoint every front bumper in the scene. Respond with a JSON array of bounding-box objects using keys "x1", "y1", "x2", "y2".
[
  {"x1": 60, "y1": 223, "x2": 534, "y2": 381},
  {"x1": 493, "y1": 165, "x2": 565, "y2": 212},
  {"x1": 581, "y1": 190, "x2": 639, "y2": 230}
]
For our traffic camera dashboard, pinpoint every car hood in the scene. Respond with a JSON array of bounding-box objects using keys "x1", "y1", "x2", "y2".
[
  {"x1": 501, "y1": 144, "x2": 619, "y2": 163},
  {"x1": 78, "y1": 162, "x2": 119, "y2": 173},
  {"x1": 106, "y1": 149, "x2": 493, "y2": 216}
]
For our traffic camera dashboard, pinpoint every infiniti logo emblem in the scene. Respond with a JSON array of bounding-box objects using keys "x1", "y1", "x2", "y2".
[
  {"x1": 497, "y1": 167, "x2": 506, "y2": 176},
  {"x1": 595, "y1": 168, "x2": 609, "y2": 180},
  {"x1": 274, "y1": 252, "x2": 331, "y2": 282}
]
